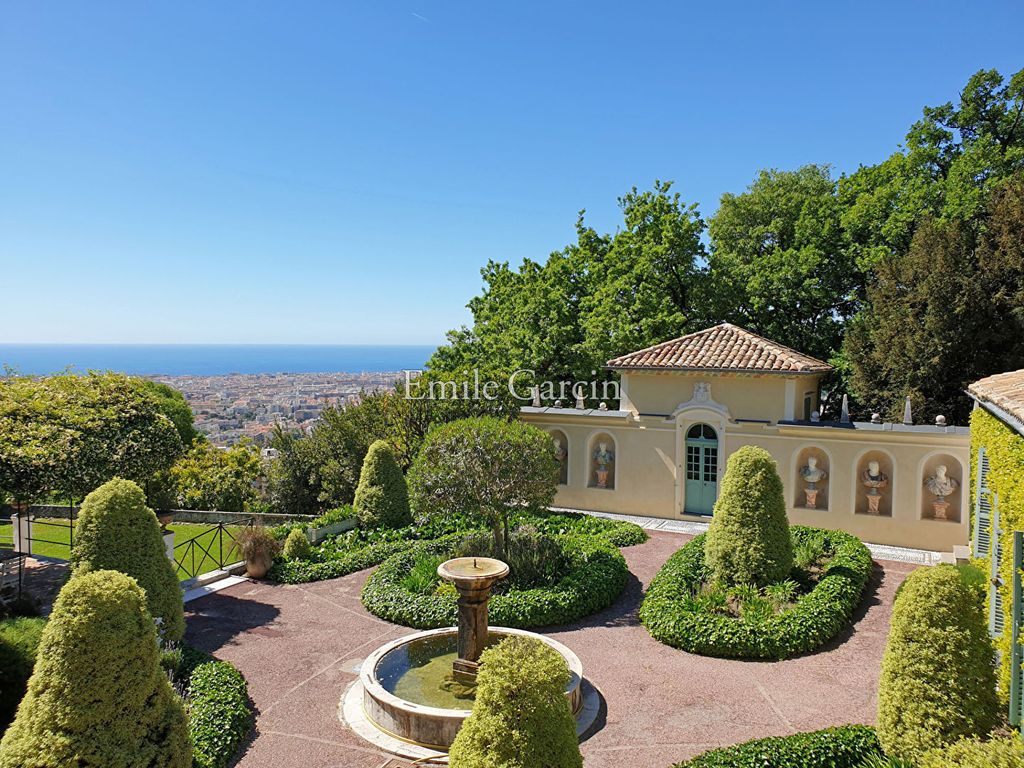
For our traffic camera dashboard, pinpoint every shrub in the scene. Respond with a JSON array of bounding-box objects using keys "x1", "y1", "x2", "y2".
[
  {"x1": 672, "y1": 725, "x2": 882, "y2": 767},
  {"x1": 704, "y1": 446, "x2": 793, "y2": 587},
  {"x1": 409, "y1": 417, "x2": 558, "y2": 558},
  {"x1": 402, "y1": 553, "x2": 445, "y2": 594},
  {"x1": 354, "y1": 440, "x2": 412, "y2": 529},
  {"x1": 363, "y1": 534, "x2": 628, "y2": 629},
  {"x1": 282, "y1": 527, "x2": 312, "y2": 561},
  {"x1": 0, "y1": 570, "x2": 190, "y2": 768},
  {"x1": 0, "y1": 618, "x2": 46, "y2": 730},
  {"x1": 270, "y1": 538, "x2": 411, "y2": 583},
  {"x1": 640, "y1": 527, "x2": 872, "y2": 659},
  {"x1": 448, "y1": 635, "x2": 582, "y2": 768},
  {"x1": 455, "y1": 526, "x2": 570, "y2": 589},
  {"x1": 877, "y1": 564, "x2": 999, "y2": 762},
  {"x1": 70, "y1": 478, "x2": 185, "y2": 641},
  {"x1": 919, "y1": 736, "x2": 1024, "y2": 768},
  {"x1": 187, "y1": 659, "x2": 253, "y2": 768}
]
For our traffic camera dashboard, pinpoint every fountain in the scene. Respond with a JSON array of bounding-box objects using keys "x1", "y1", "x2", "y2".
[{"x1": 342, "y1": 555, "x2": 593, "y2": 757}]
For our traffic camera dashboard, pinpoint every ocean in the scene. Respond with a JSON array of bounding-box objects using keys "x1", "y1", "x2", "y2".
[{"x1": 0, "y1": 344, "x2": 436, "y2": 376}]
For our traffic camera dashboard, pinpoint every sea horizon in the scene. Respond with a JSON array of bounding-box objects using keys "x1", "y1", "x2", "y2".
[{"x1": 0, "y1": 343, "x2": 436, "y2": 377}]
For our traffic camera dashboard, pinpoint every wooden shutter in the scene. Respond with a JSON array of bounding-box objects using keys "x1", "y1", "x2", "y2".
[
  {"x1": 991, "y1": 496, "x2": 1004, "y2": 638},
  {"x1": 1010, "y1": 532, "x2": 1024, "y2": 728},
  {"x1": 974, "y1": 448, "x2": 993, "y2": 558}
]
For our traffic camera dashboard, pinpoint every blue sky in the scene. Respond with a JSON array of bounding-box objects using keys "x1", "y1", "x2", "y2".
[{"x1": 2, "y1": 1, "x2": 1021, "y2": 345}]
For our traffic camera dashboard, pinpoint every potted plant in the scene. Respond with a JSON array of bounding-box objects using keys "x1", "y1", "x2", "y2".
[{"x1": 235, "y1": 526, "x2": 281, "y2": 579}]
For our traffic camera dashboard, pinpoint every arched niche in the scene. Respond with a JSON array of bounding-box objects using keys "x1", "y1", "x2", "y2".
[
  {"x1": 855, "y1": 449, "x2": 894, "y2": 517},
  {"x1": 548, "y1": 429, "x2": 569, "y2": 486},
  {"x1": 588, "y1": 432, "x2": 616, "y2": 490},
  {"x1": 920, "y1": 452, "x2": 964, "y2": 523},
  {"x1": 793, "y1": 446, "x2": 830, "y2": 511}
]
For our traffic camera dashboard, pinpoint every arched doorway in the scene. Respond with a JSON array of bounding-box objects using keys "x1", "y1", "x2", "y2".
[{"x1": 685, "y1": 423, "x2": 718, "y2": 515}]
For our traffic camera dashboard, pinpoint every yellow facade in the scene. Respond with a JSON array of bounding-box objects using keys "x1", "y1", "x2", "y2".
[{"x1": 523, "y1": 370, "x2": 970, "y2": 552}]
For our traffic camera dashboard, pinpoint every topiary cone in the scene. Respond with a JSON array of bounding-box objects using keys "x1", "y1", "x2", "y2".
[
  {"x1": 877, "y1": 564, "x2": 999, "y2": 762},
  {"x1": 704, "y1": 445, "x2": 793, "y2": 587},
  {"x1": 70, "y1": 478, "x2": 185, "y2": 641},
  {"x1": 354, "y1": 440, "x2": 412, "y2": 529},
  {"x1": 0, "y1": 570, "x2": 190, "y2": 768},
  {"x1": 448, "y1": 635, "x2": 582, "y2": 768}
]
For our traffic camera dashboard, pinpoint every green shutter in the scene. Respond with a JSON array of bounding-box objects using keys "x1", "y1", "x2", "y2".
[
  {"x1": 974, "y1": 448, "x2": 993, "y2": 558},
  {"x1": 991, "y1": 496, "x2": 1004, "y2": 638},
  {"x1": 1011, "y1": 532, "x2": 1024, "y2": 728}
]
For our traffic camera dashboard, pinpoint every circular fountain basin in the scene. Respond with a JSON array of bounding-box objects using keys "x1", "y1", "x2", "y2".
[{"x1": 358, "y1": 626, "x2": 583, "y2": 751}]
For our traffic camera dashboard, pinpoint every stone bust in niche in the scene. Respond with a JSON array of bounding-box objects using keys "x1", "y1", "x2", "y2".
[
  {"x1": 924, "y1": 464, "x2": 959, "y2": 520},
  {"x1": 800, "y1": 456, "x2": 828, "y2": 509},
  {"x1": 861, "y1": 460, "x2": 889, "y2": 515},
  {"x1": 593, "y1": 442, "x2": 614, "y2": 488}
]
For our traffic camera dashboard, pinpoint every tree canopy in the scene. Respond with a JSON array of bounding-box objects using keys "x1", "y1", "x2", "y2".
[{"x1": 0, "y1": 372, "x2": 183, "y2": 504}]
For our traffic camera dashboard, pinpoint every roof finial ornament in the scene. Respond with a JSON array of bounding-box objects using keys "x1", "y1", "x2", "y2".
[
  {"x1": 903, "y1": 395, "x2": 913, "y2": 425},
  {"x1": 531, "y1": 386, "x2": 541, "y2": 408},
  {"x1": 840, "y1": 394, "x2": 850, "y2": 424}
]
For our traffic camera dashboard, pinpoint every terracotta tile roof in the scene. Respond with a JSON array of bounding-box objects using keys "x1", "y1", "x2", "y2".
[
  {"x1": 606, "y1": 323, "x2": 833, "y2": 375},
  {"x1": 968, "y1": 369, "x2": 1024, "y2": 425}
]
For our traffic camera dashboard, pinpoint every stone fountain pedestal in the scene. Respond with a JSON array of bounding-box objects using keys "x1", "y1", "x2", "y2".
[{"x1": 437, "y1": 556, "x2": 509, "y2": 682}]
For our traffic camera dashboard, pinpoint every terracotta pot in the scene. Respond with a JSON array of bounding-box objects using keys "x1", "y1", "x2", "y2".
[{"x1": 245, "y1": 555, "x2": 273, "y2": 579}]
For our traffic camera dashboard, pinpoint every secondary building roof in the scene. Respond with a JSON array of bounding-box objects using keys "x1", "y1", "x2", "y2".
[
  {"x1": 606, "y1": 323, "x2": 833, "y2": 375},
  {"x1": 968, "y1": 369, "x2": 1024, "y2": 428}
]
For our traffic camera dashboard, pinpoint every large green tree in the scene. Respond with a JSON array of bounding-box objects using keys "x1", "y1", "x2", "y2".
[
  {"x1": 429, "y1": 181, "x2": 708, "y2": 395},
  {"x1": 0, "y1": 373, "x2": 183, "y2": 505},
  {"x1": 847, "y1": 174, "x2": 1024, "y2": 423},
  {"x1": 707, "y1": 165, "x2": 855, "y2": 363}
]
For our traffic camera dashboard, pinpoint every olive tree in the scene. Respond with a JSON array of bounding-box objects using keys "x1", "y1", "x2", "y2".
[{"x1": 409, "y1": 417, "x2": 558, "y2": 558}]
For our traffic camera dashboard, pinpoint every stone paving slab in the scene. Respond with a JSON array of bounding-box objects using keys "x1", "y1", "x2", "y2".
[{"x1": 185, "y1": 531, "x2": 917, "y2": 768}]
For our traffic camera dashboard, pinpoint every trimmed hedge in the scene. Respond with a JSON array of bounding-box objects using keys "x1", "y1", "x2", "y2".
[
  {"x1": 672, "y1": 725, "x2": 882, "y2": 767},
  {"x1": 187, "y1": 658, "x2": 254, "y2": 768},
  {"x1": 0, "y1": 618, "x2": 46, "y2": 731},
  {"x1": 705, "y1": 446, "x2": 793, "y2": 587},
  {"x1": 282, "y1": 527, "x2": 312, "y2": 561},
  {"x1": 0, "y1": 570, "x2": 190, "y2": 768},
  {"x1": 919, "y1": 736, "x2": 1024, "y2": 768},
  {"x1": 269, "y1": 539, "x2": 411, "y2": 583},
  {"x1": 362, "y1": 534, "x2": 629, "y2": 628},
  {"x1": 71, "y1": 478, "x2": 185, "y2": 641},
  {"x1": 449, "y1": 635, "x2": 582, "y2": 768},
  {"x1": 877, "y1": 564, "x2": 999, "y2": 762},
  {"x1": 354, "y1": 440, "x2": 412, "y2": 529},
  {"x1": 640, "y1": 527, "x2": 873, "y2": 659}
]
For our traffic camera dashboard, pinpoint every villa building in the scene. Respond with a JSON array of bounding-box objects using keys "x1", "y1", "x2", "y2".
[{"x1": 521, "y1": 323, "x2": 970, "y2": 551}]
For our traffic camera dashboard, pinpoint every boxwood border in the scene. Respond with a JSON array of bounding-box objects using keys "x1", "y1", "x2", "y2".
[
  {"x1": 640, "y1": 526, "x2": 873, "y2": 660},
  {"x1": 673, "y1": 725, "x2": 882, "y2": 767},
  {"x1": 185, "y1": 655, "x2": 254, "y2": 768},
  {"x1": 361, "y1": 534, "x2": 630, "y2": 629}
]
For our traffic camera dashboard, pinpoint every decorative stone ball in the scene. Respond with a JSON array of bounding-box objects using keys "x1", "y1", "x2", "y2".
[
  {"x1": 935, "y1": 414, "x2": 947, "y2": 426},
  {"x1": 871, "y1": 413, "x2": 883, "y2": 424},
  {"x1": 810, "y1": 411, "x2": 821, "y2": 422},
  {"x1": 553, "y1": 399, "x2": 562, "y2": 408},
  {"x1": 599, "y1": 402, "x2": 608, "y2": 411}
]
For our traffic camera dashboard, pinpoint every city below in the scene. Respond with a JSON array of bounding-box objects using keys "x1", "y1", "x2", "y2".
[{"x1": 149, "y1": 371, "x2": 402, "y2": 446}]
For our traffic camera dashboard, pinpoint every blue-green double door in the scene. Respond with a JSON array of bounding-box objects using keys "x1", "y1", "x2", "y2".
[{"x1": 684, "y1": 423, "x2": 718, "y2": 516}]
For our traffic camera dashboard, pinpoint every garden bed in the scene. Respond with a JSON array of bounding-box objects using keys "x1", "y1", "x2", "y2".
[
  {"x1": 361, "y1": 532, "x2": 630, "y2": 629},
  {"x1": 269, "y1": 509, "x2": 646, "y2": 585},
  {"x1": 673, "y1": 725, "x2": 882, "y2": 767},
  {"x1": 640, "y1": 526, "x2": 873, "y2": 659}
]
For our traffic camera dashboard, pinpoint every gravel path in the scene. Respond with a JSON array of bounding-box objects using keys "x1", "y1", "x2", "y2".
[{"x1": 185, "y1": 531, "x2": 916, "y2": 768}]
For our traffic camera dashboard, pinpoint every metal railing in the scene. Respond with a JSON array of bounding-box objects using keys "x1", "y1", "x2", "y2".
[{"x1": 172, "y1": 515, "x2": 255, "y2": 580}]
